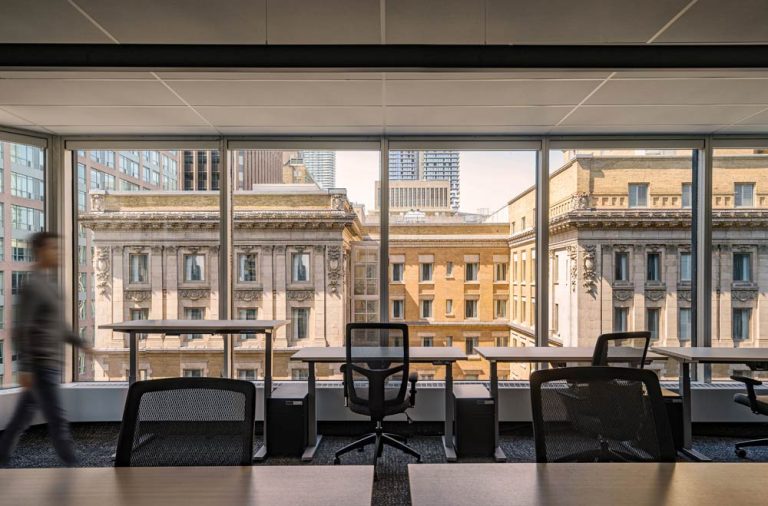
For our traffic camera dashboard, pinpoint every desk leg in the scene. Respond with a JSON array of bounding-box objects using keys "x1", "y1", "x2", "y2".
[
  {"x1": 490, "y1": 361, "x2": 506, "y2": 462},
  {"x1": 441, "y1": 362, "x2": 457, "y2": 462},
  {"x1": 128, "y1": 332, "x2": 137, "y2": 385},
  {"x1": 302, "y1": 361, "x2": 323, "y2": 462},
  {"x1": 678, "y1": 360, "x2": 710, "y2": 462},
  {"x1": 254, "y1": 329, "x2": 273, "y2": 462}
]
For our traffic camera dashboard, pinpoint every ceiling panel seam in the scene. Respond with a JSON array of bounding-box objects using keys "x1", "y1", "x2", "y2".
[{"x1": 646, "y1": 0, "x2": 699, "y2": 44}]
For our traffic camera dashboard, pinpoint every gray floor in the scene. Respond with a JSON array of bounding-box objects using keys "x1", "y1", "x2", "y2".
[{"x1": 2, "y1": 423, "x2": 768, "y2": 505}]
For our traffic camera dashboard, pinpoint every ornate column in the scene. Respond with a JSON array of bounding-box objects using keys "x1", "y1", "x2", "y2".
[
  {"x1": 312, "y1": 245, "x2": 327, "y2": 347},
  {"x1": 150, "y1": 246, "x2": 163, "y2": 320},
  {"x1": 209, "y1": 245, "x2": 219, "y2": 320},
  {"x1": 274, "y1": 245, "x2": 288, "y2": 347},
  {"x1": 166, "y1": 246, "x2": 179, "y2": 320}
]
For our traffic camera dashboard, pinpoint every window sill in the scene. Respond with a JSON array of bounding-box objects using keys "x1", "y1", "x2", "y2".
[{"x1": 732, "y1": 281, "x2": 757, "y2": 290}]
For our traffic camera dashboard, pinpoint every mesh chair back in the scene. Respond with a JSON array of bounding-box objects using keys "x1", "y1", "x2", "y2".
[
  {"x1": 115, "y1": 377, "x2": 255, "y2": 467},
  {"x1": 592, "y1": 331, "x2": 651, "y2": 368},
  {"x1": 345, "y1": 323, "x2": 409, "y2": 420},
  {"x1": 530, "y1": 366, "x2": 675, "y2": 463}
]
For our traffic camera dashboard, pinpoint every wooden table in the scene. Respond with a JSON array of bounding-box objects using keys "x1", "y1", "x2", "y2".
[
  {"x1": 0, "y1": 465, "x2": 373, "y2": 506},
  {"x1": 474, "y1": 346, "x2": 665, "y2": 461},
  {"x1": 652, "y1": 346, "x2": 768, "y2": 461},
  {"x1": 290, "y1": 346, "x2": 466, "y2": 462},
  {"x1": 409, "y1": 462, "x2": 768, "y2": 506},
  {"x1": 101, "y1": 319, "x2": 288, "y2": 461}
]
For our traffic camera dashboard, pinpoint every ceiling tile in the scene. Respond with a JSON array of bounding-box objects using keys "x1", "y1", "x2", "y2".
[
  {"x1": 0, "y1": 107, "x2": 33, "y2": 126},
  {"x1": 156, "y1": 72, "x2": 384, "y2": 80},
  {"x1": 0, "y1": 71, "x2": 157, "y2": 79},
  {"x1": 265, "y1": 0, "x2": 380, "y2": 44},
  {"x1": 385, "y1": 80, "x2": 600, "y2": 106},
  {"x1": 563, "y1": 105, "x2": 764, "y2": 126},
  {"x1": 388, "y1": 71, "x2": 612, "y2": 80},
  {"x1": 0, "y1": 80, "x2": 184, "y2": 106},
  {"x1": 736, "y1": 108, "x2": 768, "y2": 125},
  {"x1": 166, "y1": 80, "x2": 382, "y2": 106},
  {"x1": 197, "y1": 106, "x2": 383, "y2": 127},
  {"x1": 0, "y1": 0, "x2": 113, "y2": 42},
  {"x1": 385, "y1": 0, "x2": 484, "y2": 43},
  {"x1": 218, "y1": 126, "x2": 384, "y2": 135},
  {"x1": 2, "y1": 106, "x2": 208, "y2": 126},
  {"x1": 74, "y1": 0, "x2": 266, "y2": 43},
  {"x1": 718, "y1": 124, "x2": 768, "y2": 134},
  {"x1": 551, "y1": 124, "x2": 725, "y2": 134},
  {"x1": 613, "y1": 70, "x2": 768, "y2": 79},
  {"x1": 655, "y1": 0, "x2": 768, "y2": 43},
  {"x1": 587, "y1": 79, "x2": 768, "y2": 106},
  {"x1": 385, "y1": 106, "x2": 569, "y2": 126},
  {"x1": 486, "y1": 0, "x2": 689, "y2": 44},
  {"x1": 47, "y1": 125, "x2": 220, "y2": 135}
]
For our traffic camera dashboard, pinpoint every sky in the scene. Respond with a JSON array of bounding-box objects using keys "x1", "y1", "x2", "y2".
[{"x1": 335, "y1": 150, "x2": 568, "y2": 214}]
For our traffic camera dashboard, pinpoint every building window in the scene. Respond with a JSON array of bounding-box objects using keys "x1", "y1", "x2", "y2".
[
  {"x1": 647, "y1": 252, "x2": 661, "y2": 282},
  {"x1": 11, "y1": 239, "x2": 32, "y2": 263},
  {"x1": 445, "y1": 299, "x2": 453, "y2": 315},
  {"x1": 733, "y1": 308, "x2": 751, "y2": 341},
  {"x1": 237, "y1": 369, "x2": 257, "y2": 381},
  {"x1": 11, "y1": 205, "x2": 44, "y2": 232},
  {"x1": 291, "y1": 307, "x2": 309, "y2": 340},
  {"x1": 733, "y1": 252, "x2": 752, "y2": 282},
  {"x1": 679, "y1": 252, "x2": 692, "y2": 282},
  {"x1": 465, "y1": 299, "x2": 478, "y2": 319},
  {"x1": 445, "y1": 336, "x2": 453, "y2": 347},
  {"x1": 613, "y1": 307, "x2": 629, "y2": 332},
  {"x1": 734, "y1": 183, "x2": 755, "y2": 208},
  {"x1": 445, "y1": 261, "x2": 453, "y2": 278},
  {"x1": 238, "y1": 308, "x2": 258, "y2": 339},
  {"x1": 681, "y1": 183, "x2": 692, "y2": 208},
  {"x1": 238, "y1": 253, "x2": 258, "y2": 282},
  {"x1": 552, "y1": 303, "x2": 559, "y2": 333},
  {"x1": 465, "y1": 262, "x2": 479, "y2": 282},
  {"x1": 521, "y1": 298, "x2": 527, "y2": 323},
  {"x1": 129, "y1": 254, "x2": 148, "y2": 284},
  {"x1": 495, "y1": 336, "x2": 509, "y2": 347},
  {"x1": 420, "y1": 262, "x2": 433, "y2": 282},
  {"x1": 495, "y1": 262, "x2": 508, "y2": 282},
  {"x1": 292, "y1": 369, "x2": 309, "y2": 381},
  {"x1": 184, "y1": 307, "x2": 204, "y2": 339},
  {"x1": 465, "y1": 336, "x2": 479, "y2": 356},
  {"x1": 646, "y1": 308, "x2": 660, "y2": 340},
  {"x1": 291, "y1": 252, "x2": 310, "y2": 283},
  {"x1": 494, "y1": 299, "x2": 507, "y2": 319},
  {"x1": 183, "y1": 369, "x2": 203, "y2": 378},
  {"x1": 183, "y1": 254, "x2": 205, "y2": 282},
  {"x1": 629, "y1": 183, "x2": 649, "y2": 208},
  {"x1": 420, "y1": 299, "x2": 433, "y2": 319},
  {"x1": 130, "y1": 308, "x2": 149, "y2": 339},
  {"x1": 422, "y1": 336, "x2": 433, "y2": 347},
  {"x1": 391, "y1": 262, "x2": 404, "y2": 282},
  {"x1": 521, "y1": 252, "x2": 527, "y2": 282},
  {"x1": 11, "y1": 271, "x2": 31, "y2": 295},
  {"x1": 392, "y1": 299, "x2": 404, "y2": 320},
  {"x1": 615, "y1": 252, "x2": 629, "y2": 282},
  {"x1": 679, "y1": 308, "x2": 691, "y2": 342}
]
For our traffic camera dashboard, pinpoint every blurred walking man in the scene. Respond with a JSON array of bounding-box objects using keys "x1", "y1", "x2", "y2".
[{"x1": 0, "y1": 232, "x2": 91, "y2": 466}]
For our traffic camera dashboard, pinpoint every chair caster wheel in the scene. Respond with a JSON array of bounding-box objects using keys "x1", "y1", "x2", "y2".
[
  {"x1": 736, "y1": 448, "x2": 747, "y2": 458},
  {"x1": 334, "y1": 457, "x2": 341, "y2": 465}
]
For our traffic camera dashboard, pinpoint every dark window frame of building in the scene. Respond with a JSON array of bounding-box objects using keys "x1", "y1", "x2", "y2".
[{"x1": 628, "y1": 183, "x2": 649, "y2": 208}]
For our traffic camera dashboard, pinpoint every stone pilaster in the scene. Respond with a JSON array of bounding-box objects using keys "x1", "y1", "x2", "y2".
[{"x1": 312, "y1": 245, "x2": 326, "y2": 346}]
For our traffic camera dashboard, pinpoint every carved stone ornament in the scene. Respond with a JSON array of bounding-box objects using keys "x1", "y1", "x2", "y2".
[
  {"x1": 582, "y1": 245, "x2": 598, "y2": 295},
  {"x1": 571, "y1": 192, "x2": 591, "y2": 210},
  {"x1": 124, "y1": 290, "x2": 151, "y2": 302},
  {"x1": 179, "y1": 289, "x2": 210, "y2": 301},
  {"x1": 287, "y1": 290, "x2": 314, "y2": 302},
  {"x1": 90, "y1": 192, "x2": 105, "y2": 212},
  {"x1": 645, "y1": 290, "x2": 666, "y2": 302},
  {"x1": 274, "y1": 245, "x2": 286, "y2": 255},
  {"x1": 679, "y1": 290, "x2": 692, "y2": 302},
  {"x1": 327, "y1": 245, "x2": 342, "y2": 295},
  {"x1": 234, "y1": 289, "x2": 263, "y2": 302},
  {"x1": 568, "y1": 245, "x2": 578, "y2": 292},
  {"x1": 733, "y1": 290, "x2": 758, "y2": 302},
  {"x1": 95, "y1": 247, "x2": 111, "y2": 297},
  {"x1": 613, "y1": 289, "x2": 634, "y2": 302}
]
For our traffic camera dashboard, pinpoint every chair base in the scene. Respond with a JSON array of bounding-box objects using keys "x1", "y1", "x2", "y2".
[
  {"x1": 735, "y1": 437, "x2": 768, "y2": 458},
  {"x1": 334, "y1": 421, "x2": 421, "y2": 476}
]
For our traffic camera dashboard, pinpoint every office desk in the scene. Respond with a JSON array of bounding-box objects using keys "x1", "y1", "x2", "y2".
[
  {"x1": 290, "y1": 346, "x2": 466, "y2": 462},
  {"x1": 409, "y1": 463, "x2": 768, "y2": 506},
  {"x1": 101, "y1": 319, "x2": 288, "y2": 461},
  {"x1": 474, "y1": 346, "x2": 664, "y2": 461},
  {"x1": 0, "y1": 465, "x2": 373, "y2": 506},
  {"x1": 652, "y1": 346, "x2": 768, "y2": 461}
]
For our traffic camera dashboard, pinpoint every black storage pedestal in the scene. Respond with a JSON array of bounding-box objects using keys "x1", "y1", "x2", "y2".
[
  {"x1": 267, "y1": 383, "x2": 309, "y2": 457},
  {"x1": 453, "y1": 384, "x2": 495, "y2": 458}
]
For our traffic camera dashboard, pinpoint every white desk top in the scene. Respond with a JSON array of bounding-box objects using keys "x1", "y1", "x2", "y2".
[
  {"x1": 409, "y1": 463, "x2": 768, "y2": 506},
  {"x1": 290, "y1": 346, "x2": 466, "y2": 363},
  {"x1": 0, "y1": 465, "x2": 373, "y2": 506},
  {"x1": 474, "y1": 346, "x2": 664, "y2": 362},
  {"x1": 100, "y1": 319, "x2": 288, "y2": 334},
  {"x1": 652, "y1": 346, "x2": 768, "y2": 363}
]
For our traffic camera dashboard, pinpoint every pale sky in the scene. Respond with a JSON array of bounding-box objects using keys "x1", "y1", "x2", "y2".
[{"x1": 336, "y1": 150, "x2": 569, "y2": 215}]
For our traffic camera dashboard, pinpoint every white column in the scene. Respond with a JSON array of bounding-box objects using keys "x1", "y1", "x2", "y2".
[
  {"x1": 150, "y1": 246, "x2": 163, "y2": 319},
  {"x1": 274, "y1": 245, "x2": 288, "y2": 347},
  {"x1": 312, "y1": 245, "x2": 326, "y2": 346}
]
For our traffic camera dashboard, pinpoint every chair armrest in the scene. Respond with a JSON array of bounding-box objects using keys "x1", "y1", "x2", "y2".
[
  {"x1": 731, "y1": 375, "x2": 762, "y2": 386},
  {"x1": 408, "y1": 372, "x2": 418, "y2": 407},
  {"x1": 340, "y1": 364, "x2": 349, "y2": 407},
  {"x1": 732, "y1": 375, "x2": 762, "y2": 413}
]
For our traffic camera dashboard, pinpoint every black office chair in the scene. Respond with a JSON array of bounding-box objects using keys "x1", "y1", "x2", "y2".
[
  {"x1": 591, "y1": 331, "x2": 651, "y2": 368},
  {"x1": 530, "y1": 366, "x2": 676, "y2": 463},
  {"x1": 115, "y1": 377, "x2": 255, "y2": 467},
  {"x1": 731, "y1": 363, "x2": 768, "y2": 458},
  {"x1": 334, "y1": 323, "x2": 420, "y2": 471}
]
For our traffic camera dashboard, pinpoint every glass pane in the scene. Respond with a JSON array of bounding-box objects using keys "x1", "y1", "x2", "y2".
[
  {"x1": 231, "y1": 149, "x2": 380, "y2": 380},
  {"x1": 388, "y1": 149, "x2": 535, "y2": 381},
  {"x1": 77, "y1": 148, "x2": 223, "y2": 381},
  {"x1": 1, "y1": 140, "x2": 45, "y2": 388},
  {"x1": 548, "y1": 147, "x2": 693, "y2": 380}
]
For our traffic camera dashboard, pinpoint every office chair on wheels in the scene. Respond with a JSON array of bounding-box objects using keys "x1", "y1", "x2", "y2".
[
  {"x1": 530, "y1": 366, "x2": 676, "y2": 463},
  {"x1": 334, "y1": 323, "x2": 421, "y2": 473},
  {"x1": 592, "y1": 331, "x2": 651, "y2": 368},
  {"x1": 731, "y1": 363, "x2": 768, "y2": 458}
]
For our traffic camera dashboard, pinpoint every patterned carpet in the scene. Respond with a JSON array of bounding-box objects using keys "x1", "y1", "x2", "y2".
[{"x1": 2, "y1": 422, "x2": 768, "y2": 505}]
